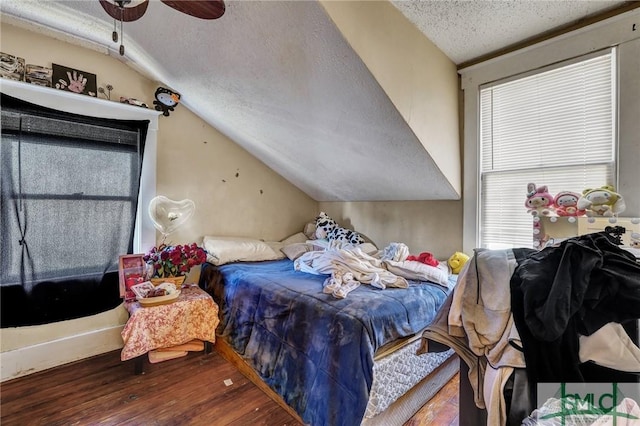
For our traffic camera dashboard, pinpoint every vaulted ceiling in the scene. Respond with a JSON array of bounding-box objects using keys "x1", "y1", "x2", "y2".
[{"x1": 1, "y1": 0, "x2": 631, "y2": 201}]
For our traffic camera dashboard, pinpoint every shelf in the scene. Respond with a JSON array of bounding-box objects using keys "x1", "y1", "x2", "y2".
[{"x1": 0, "y1": 78, "x2": 161, "y2": 125}]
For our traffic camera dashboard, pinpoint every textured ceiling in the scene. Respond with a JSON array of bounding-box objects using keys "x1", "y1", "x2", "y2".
[
  {"x1": 392, "y1": 0, "x2": 628, "y2": 65},
  {"x1": 0, "y1": 0, "x2": 629, "y2": 202}
]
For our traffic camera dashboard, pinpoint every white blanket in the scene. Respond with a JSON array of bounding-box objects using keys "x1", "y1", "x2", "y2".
[{"x1": 294, "y1": 245, "x2": 409, "y2": 289}]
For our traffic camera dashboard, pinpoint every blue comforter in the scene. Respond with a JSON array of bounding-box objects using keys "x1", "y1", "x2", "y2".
[{"x1": 207, "y1": 259, "x2": 452, "y2": 426}]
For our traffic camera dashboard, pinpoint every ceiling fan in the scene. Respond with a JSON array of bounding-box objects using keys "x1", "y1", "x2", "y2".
[{"x1": 98, "y1": 0, "x2": 225, "y2": 55}]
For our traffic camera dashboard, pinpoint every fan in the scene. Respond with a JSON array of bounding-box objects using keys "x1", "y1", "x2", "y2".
[{"x1": 98, "y1": 0, "x2": 225, "y2": 55}]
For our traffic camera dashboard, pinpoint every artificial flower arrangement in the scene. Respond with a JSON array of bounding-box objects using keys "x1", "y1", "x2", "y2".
[{"x1": 144, "y1": 243, "x2": 207, "y2": 279}]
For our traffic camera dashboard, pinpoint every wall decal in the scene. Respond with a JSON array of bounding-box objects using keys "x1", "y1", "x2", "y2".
[{"x1": 153, "y1": 87, "x2": 181, "y2": 116}]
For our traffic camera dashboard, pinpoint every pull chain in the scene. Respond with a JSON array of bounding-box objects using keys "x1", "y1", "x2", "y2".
[
  {"x1": 119, "y1": 8, "x2": 125, "y2": 55},
  {"x1": 112, "y1": 18, "x2": 118, "y2": 42}
]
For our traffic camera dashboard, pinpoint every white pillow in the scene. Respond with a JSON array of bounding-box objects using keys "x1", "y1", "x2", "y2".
[
  {"x1": 281, "y1": 242, "x2": 316, "y2": 260},
  {"x1": 264, "y1": 241, "x2": 287, "y2": 260},
  {"x1": 281, "y1": 232, "x2": 308, "y2": 246},
  {"x1": 202, "y1": 236, "x2": 283, "y2": 265},
  {"x1": 303, "y1": 222, "x2": 317, "y2": 240},
  {"x1": 358, "y1": 242, "x2": 379, "y2": 256},
  {"x1": 383, "y1": 259, "x2": 450, "y2": 287}
]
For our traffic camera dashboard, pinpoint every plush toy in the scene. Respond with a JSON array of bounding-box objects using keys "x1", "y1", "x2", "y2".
[
  {"x1": 448, "y1": 251, "x2": 469, "y2": 274},
  {"x1": 577, "y1": 185, "x2": 626, "y2": 217},
  {"x1": 525, "y1": 183, "x2": 555, "y2": 216},
  {"x1": 314, "y1": 212, "x2": 364, "y2": 244},
  {"x1": 630, "y1": 232, "x2": 640, "y2": 249},
  {"x1": 553, "y1": 191, "x2": 586, "y2": 217}
]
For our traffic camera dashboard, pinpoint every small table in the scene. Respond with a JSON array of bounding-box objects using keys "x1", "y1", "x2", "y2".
[{"x1": 121, "y1": 284, "x2": 219, "y2": 374}]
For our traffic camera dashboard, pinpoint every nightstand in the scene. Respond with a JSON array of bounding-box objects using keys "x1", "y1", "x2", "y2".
[{"x1": 121, "y1": 284, "x2": 219, "y2": 374}]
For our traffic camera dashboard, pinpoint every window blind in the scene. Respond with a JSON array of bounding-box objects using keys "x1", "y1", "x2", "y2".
[
  {"x1": 479, "y1": 50, "x2": 616, "y2": 249},
  {"x1": 0, "y1": 93, "x2": 148, "y2": 327}
]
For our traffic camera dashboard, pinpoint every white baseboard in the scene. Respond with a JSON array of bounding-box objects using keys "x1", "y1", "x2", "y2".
[{"x1": 1, "y1": 325, "x2": 124, "y2": 382}]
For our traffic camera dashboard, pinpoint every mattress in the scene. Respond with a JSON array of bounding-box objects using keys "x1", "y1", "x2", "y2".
[
  {"x1": 366, "y1": 339, "x2": 455, "y2": 418},
  {"x1": 363, "y1": 353, "x2": 459, "y2": 426}
]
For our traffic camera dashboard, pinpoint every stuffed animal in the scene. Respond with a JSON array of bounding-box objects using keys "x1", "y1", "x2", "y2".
[
  {"x1": 577, "y1": 185, "x2": 626, "y2": 217},
  {"x1": 314, "y1": 212, "x2": 364, "y2": 244},
  {"x1": 525, "y1": 183, "x2": 554, "y2": 216},
  {"x1": 630, "y1": 232, "x2": 640, "y2": 249},
  {"x1": 448, "y1": 251, "x2": 469, "y2": 274},
  {"x1": 553, "y1": 191, "x2": 586, "y2": 217}
]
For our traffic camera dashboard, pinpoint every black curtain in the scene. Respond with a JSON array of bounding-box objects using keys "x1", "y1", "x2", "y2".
[{"x1": 1, "y1": 93, "x2": 149, "y2": 327}]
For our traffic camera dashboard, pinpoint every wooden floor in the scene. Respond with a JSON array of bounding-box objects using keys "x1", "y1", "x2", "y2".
[{"x1": 0, "y1": 349, "x2": 459, "y2": 426}]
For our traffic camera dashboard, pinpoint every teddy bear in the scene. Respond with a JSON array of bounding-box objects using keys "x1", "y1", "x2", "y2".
[
  {"x1": 525, "y1": 183, "x2": 555, "y2": 216},
  {"x1": 553, "y1": 191, "x2": 586, "y2": 218},
  {"x1": 448, "y1": 251, "x2": 470, "y2": 274},
  {"x1": 576, "y1": 185, "x2": 626, "y2": 217}
]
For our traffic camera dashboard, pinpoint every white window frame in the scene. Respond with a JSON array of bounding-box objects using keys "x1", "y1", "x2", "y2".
[
  {"x1": 459, "y1": 10, "x2": 640, "y2": 253},
  {"x1": 0, "y1": 78, "x2": 160, "y2": 254},
  {"x1": 477, "y1": 49, "x2": 617, "y2": 249}
]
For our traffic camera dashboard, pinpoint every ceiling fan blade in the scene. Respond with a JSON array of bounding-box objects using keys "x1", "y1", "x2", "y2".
[
  {"x1": 98, "y1": 0, "x2": 149, "y2": 22},
  {"x1": 160, "y1": 0, "x2": 225, "y2": 20}
]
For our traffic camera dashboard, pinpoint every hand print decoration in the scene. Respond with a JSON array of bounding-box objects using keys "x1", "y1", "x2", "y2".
[
  {"x1": 68, "y1": 73, "x2": 86, "y2": 93},
  {"x1": 52, "y1": 64, "x2": 97, "y2": 97}
]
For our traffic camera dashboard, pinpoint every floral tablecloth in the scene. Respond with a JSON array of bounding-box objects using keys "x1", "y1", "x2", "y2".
[{"x1": 121, "y1": 285, "x2": 219, "y2": 361}]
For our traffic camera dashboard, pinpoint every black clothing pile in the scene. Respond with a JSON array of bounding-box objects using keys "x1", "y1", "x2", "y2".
[{"x1": 511, "y1": 231, "x2": 640, "y2": 384}]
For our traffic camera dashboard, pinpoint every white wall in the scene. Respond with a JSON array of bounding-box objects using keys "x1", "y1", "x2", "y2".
[
  {"x1": 319, "y1": 201, "x2": 462, "y2": 260},
  {"x1": 317, "y1": 0, "x2": 464, "y2": 259},
  {"x1": 321, "y1": 0, "x2": 461, "y2": 197},
  {"x1": 0, "y1": 23, "x2": 318, "y2": 382},
  {"x1": 460, "y1": 9, "x2": 640, "y2": 253}
]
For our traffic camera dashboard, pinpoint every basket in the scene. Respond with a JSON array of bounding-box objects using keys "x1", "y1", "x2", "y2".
[
  {"x1": 150, "y1": 275, "x2": 186, "y2": 288},
  {"x1": 138, "y1": 290, "x2": 181, "y2": 307}
]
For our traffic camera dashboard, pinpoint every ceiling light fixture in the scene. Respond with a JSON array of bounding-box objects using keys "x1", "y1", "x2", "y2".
[{"x1": 98, "y1": 0, "x2": 225, "y2": 56}]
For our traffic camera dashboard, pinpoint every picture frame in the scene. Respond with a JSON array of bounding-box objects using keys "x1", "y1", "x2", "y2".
[
  {"x1": 118, "y1": 254, "x2": 147, "y2": 300},
  {"x1": 25, "y1": 64, "x2": 53, "y2": 87},
  {"x1": 52, "y1": 63, "x2": 97, "y2": 97},
  {"x1": 0, "y1": 52, "x2": 25, "y2": 81}
]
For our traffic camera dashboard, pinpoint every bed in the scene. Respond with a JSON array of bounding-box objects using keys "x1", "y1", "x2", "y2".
[{"x1": 199, "y1": 253, "x2": 459, "y2": 426}]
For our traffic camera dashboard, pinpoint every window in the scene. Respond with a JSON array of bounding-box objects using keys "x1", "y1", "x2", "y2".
[
  {"x1": 1, "y1": 93, "x2": 149, "y2": 327},
  {"x1": 478, "y1": 49, "x2": 616, "y2": 249}
]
